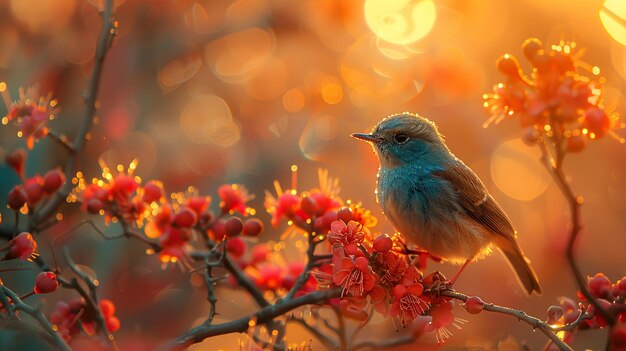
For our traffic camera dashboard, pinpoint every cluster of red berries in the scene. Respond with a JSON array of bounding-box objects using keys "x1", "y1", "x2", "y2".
[
  {"x1": 5, "y1": 149, "x2": 65, "y2": 212},
  {"x1": 483, "y1": 38, "x2": 623, "y2": 152},
  {"x1": 542, "y1": 273, "x2": 626, "y2": 349},
  {"x1": 50, "y1": 298, "x2": 120, "y2": 342}
]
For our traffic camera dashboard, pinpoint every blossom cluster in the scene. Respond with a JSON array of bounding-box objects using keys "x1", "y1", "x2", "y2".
[
  {"x1": 483, "y1": 38, "x2": 624, "y2": 152},
  {"x1": 546, "y1": 273, "x2": 626, "y2": 348},
  {"x1": 1, "y1": 85, "x2": 59, "y2": 149}
]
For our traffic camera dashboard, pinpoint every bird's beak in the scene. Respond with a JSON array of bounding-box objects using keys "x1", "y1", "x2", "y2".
[{"x1": 351, "y1": 133, "x2": 382, "y2": 143}]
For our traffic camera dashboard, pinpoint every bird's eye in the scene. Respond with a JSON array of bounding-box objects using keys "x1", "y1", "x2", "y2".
[{"x1": 393, "y1": 133, "x2": 409, "y2": 144}]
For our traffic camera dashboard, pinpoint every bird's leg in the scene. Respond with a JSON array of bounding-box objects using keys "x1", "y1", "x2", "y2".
[{"x1": 447, "y1": 258, "x2": 472, "y2": 286}]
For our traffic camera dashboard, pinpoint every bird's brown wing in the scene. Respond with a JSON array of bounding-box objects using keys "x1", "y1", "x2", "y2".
[
  {"x1": 433, "y1": 160, "x2": 542, "y2": 295},
  {"x1": 432, "y1": 160, "x2": 518, "y2": 247}
]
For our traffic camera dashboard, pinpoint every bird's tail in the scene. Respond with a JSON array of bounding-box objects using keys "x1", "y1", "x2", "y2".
[{"x1": 497, "y1": 239, "x2": 542, "y2": 295}]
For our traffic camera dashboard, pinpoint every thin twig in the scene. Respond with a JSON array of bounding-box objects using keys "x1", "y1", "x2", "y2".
[
  {"x1": 1, "y1": 286, "x2": 71, "y2": 351},
  {"x1": 63, "y1": 248, "x2": 119, "y2": 350},
  {"x1": 538, "y1": 140, "x2": 615, "y2": 325},
  {"x1": 31, "y1": 0, "x2": 116, "y2": 225},
  {"x1": 47, "y1": 131, "x2": 75, "y2": 153},
  {"x1": 442, "y1": 290, "x2": 572, "y2": 351}
]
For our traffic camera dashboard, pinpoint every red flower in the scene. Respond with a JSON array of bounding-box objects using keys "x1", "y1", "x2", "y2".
[
  {"x1": 3, "y1": 86, "x2": 58, "y2": 149},
  {"x1": 218, "y1": 184, "x2": 253, "y2": 214},
  {"x1": 333, "y1": 256, "x2": 376, "y2": 297},
  {"x1": 3, "y1": 232, "x2": 38, "y2": 261},
  {"x1": 329, "y1": 220, "x2": 364, "y2": 255},
  {"x1": 265, "y1": 192, "x2": 301, "y2": 227},
  {"x1": 34, "y1": 272, "x2": 59, "y2": 294},
  {"x1": 390, "y1": 282, "x2": 429, "y2": 327}
]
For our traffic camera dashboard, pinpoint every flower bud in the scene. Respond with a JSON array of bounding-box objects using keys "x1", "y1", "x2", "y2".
[
  {"x1": 34, "y1": 272, "x2": 59, "y2": 294},
  {"x1": 6, "y1": 148, "x2": 26, "y2": 176},
  {"x1": 226, "y1": 237, "x2": 246, "y2": 257},
  {"x1": 242, "y1": 218, "x2": 263, "y2": 237},
  {"x1": 583, "y1": 107, "x2": 610, "y2": 138},
  {"x1": 224, "y1": 217, "x2": 243, "y2": 237},
  {"x1": 373, "y1": 234, "x2": 393, "y2": 253},
  {"x1": 4, "y1": 232, "x2": 37, "y2": 261},
  {"x1": 173, "y1": 208, "x2": 197, "y2": 228},
  {"x1": 99, "y1": 299, "x2": 116, "y2": 317},
  {"x1": 86, "y1": 198, "x2": 104, "y2": 215},
  {"x1": 24, "y1": 177, "x2": 44, "y2": 205},
  {"x1": 8, "y1": 186, "x2": 27, "y2": 210},
  {"x1": 546, "y1": 305, "x2": 564, "y2": 324},
  {"x1": 300, "y1": 196, "x2": 318, "y2": 216},
  {"x1": 588, "y1": 273, "x2": 611, "y2": 298},
  {"x1": 464, "y1": 296, "x2": 485, "y2": 314},
  {"x1": 43, "y1": 169, "x2": 65, "y2": 194},
  {"x1": 337, "y1": 208, "x2": 353, "y2": 223},
  {"x1": 142, "y1": 181, "x2": 163, "y2": 203}
]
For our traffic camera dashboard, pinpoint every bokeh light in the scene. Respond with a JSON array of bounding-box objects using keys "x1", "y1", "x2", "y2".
[
  {"x1": 364, "y1": 0, "x2": 436, "y2": 45},
  {"x1": 599, "y1": 0, "x2": 626, "y2": 46},
  {"x1": 490, "y1": 139, "x2": 550, "y2": 201}
]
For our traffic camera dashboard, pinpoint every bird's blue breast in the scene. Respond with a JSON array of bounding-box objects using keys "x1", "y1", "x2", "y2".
[{"x1": 376, "y1": 163, "x2": 464, "y2": 255}]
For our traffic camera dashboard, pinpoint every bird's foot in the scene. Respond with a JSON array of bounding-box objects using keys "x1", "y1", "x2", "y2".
[{"x1": 423, "y1": 271, "x2": 453, "y2": 296}]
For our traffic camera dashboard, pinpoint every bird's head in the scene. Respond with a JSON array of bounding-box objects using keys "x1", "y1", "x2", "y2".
[{"x1": 351, "y1": 112, "x2": 449, "y2": 167}]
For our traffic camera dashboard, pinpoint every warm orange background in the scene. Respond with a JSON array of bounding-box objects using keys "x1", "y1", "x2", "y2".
[{"x1": 0, "y1": 0, "x2": 625, "y2": 350}]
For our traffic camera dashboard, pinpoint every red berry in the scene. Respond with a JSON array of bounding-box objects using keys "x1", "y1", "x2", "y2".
[
  {"x1": 337, "y1": 208, "x2": 353, "y2": 223},
  {"x1": 142, "y1": 181, "x2": 163, "y2": 203},
  {"x1": 242, "y1": 218, "x2": 263, "y2": 237},
  {"x1": 373, "y1": 234, "x2": 393, "y2": 253},
  {"x1": 589, "y1": 273, "x2": 612, "y2": 298},
  {"x1": 4, "y1": 232, "x2": 37, "y2": 261},
  {"x1": 86, "y1": 198, "x2": 104, "y2": 215},
  {"x1": 8, "y1": 186, "x2": 27, "y2": 210},
  {"x1": 105, "y1": 316, "x2": 121, "y2": 333},
  {"x1": 496, "y1": 54, "x2": 522, "y2": 80},
  {"x1": 34, "y1": 272, "x2": 59, "y2": 294},
  {"x1": 43, "y1": 169, "x2": 65, "y2": 194},
  {"x1": 174, "y1": 208, "x2": 197, "y2": 228},
  {"x1": 464, "y1": 296, "x2": 485, "y2": 314},
  {"x1": 6, "y1": 149, "x2": 26, "y2": 176},
  {"x1": 226, "y1": 237, "x2": 246, "y2": 257},
  {"x1": 24, "y1": 177, "x2": 44, "y2": 205},
  {"x1": 522, "y1": 38, "x2": 543, "y2": 61},
  {"x1": 224, "y1": 217, "x2": 243, "y2": 237},
  {"x1": 99, "y1": 299, "x2": 116, "y2": 317},
  {"x1": 584, "y1": 107, "x2": 610, "y2": 138},
  {"x1": 210, "y1": 219, "x2": 226, "y2": 241}
]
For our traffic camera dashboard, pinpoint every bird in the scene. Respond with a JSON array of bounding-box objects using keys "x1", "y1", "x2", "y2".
[{"x1": 351, "y1": 112, "x2": 541, "y2": 295}]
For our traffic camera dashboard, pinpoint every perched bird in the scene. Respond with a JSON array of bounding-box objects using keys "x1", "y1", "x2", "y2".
[{"x1": 351, "y1": 112, "x2": 541, "y2": 295}]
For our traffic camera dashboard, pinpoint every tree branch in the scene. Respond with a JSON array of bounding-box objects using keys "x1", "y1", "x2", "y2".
[
  {"x1": 442, "y1": 290, "x2": 572, "y2": 351},
  {"x1": 1, "y1": 285, "x2": 71, "y2": 351},
  {"x1": 164, "y1": 289, "x2": 341, "y2": 350},
  {"x1": 31, "y1": 0, "x2": 116, "y2": 226}
]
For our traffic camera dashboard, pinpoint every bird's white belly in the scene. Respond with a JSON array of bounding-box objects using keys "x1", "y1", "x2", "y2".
[{"x1": 384, "y1": 197, "x2": 493, "y2": 264}]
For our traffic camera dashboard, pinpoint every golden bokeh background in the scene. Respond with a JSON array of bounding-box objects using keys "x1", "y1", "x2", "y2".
[{"x1": 1, "y1": 0, "x2": 625, "y2": 350}]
